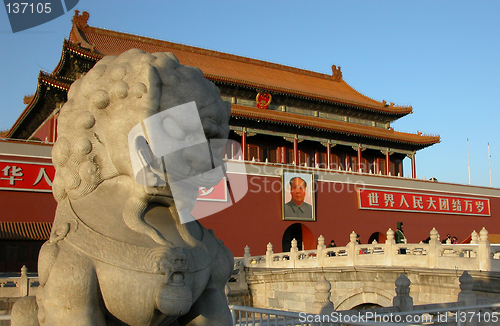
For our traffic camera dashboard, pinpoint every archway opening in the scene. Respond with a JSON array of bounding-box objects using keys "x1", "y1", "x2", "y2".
[
  {"x1": 351, "y1": 303, "x2": 382, "y2": 310},
  {"x1": 368, "y1": 232, "x2": 386, "y2": 244},
  {"x1": 282, "y1": 223, "x2": 315, "y2": 252}
]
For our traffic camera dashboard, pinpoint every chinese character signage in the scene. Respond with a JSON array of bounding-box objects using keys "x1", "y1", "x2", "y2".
[
  {"x1": 358, "y1": 187, "x2": 490, "y2": 216},
  {"x1": 0, "y1": 161, "x2": 55, "y2": 192}
]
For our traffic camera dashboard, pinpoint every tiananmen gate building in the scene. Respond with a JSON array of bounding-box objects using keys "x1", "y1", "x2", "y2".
[{"x1": 1, "y1": 11, "x2": 499, "y2": 272}]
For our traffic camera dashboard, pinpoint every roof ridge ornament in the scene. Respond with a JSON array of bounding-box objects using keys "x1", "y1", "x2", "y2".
[
  {"x1": 382, "y1": 100, "x2": 396, "y2": 107},
  {"x1": 331, "y1": 65, "x2": 342, "y2": 82},
  {"x1": 72, "y1": 10, "x2": 89, "y2": 29}
]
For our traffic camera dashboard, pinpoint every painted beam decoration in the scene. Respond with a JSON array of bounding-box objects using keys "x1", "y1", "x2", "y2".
[
  {"x1": 0, "y1": 160, "x2": 55, "y2": 192},
  {"x1": 358, "y1": 187, "x2": 490, "y2": 216}
]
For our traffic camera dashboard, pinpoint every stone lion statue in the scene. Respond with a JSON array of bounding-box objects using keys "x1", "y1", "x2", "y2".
[{"x1": 12, "y1": 49, "x2": 234, "y2": 326}]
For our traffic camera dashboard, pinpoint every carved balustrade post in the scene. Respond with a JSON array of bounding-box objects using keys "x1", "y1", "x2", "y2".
[
  {"x1": 393, "y1": 273, "x2": 413, "y2": 311},
  {"x1": 317, "y1": 235, "x2": 326, "y2": 267},
  {"x1": 312, "y1": 276, "x2": 334, "y2": 314},
  {"x1": 347, "y1": 231, "x2": 357, "y2": 266},
  {"x1": 243, "y1": 245, "x2": 251, "y2": 267},
  {"x1": 266, "y1": 242, "x2": 273, "y2": 268},
  {"x1": 291, "y1": 238, "x2": 298, "y2": 267},
  {"x1": 19, "y1": 265, "x2": 29, "y2": 297},
  {"x1": 427, "y1": 228, "x2": 439, "y2": 269},
  {"x1": 385, "y1": 228, "x2": 395, "y2": 267},
  {"x1": 457, "y1": 271, "x2": 477, "y2": 326},
  {"x1": 478, "y1": 228, "x2": 491, "y2": 271},
  {"x1": 458, "y1": 271, "x2": 476, "y2": 305},
  {"x1": 470, "y1": 230, "x2": 479, "y2": 244}
]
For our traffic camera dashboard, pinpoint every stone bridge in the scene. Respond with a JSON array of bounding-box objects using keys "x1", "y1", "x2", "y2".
[
  {"x1": 228, "y1": 228, "x2": 500, "y2": 313},
  {"x1": 3, "y1": 228, "x2": 500, "y2": 318}
]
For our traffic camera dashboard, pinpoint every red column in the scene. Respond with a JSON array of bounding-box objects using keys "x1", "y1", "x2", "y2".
[
  {"x1": 293, "y1": 137, "x2": 298, "y2": 165},
  {"x1": 375, "y1": 158, "x2": 380, "y2": 174},
  {"x1": 357, "y1": 146, "x2": 362, "y2": 172},
  {"x1": 411, "y1": 153, "x2": 416, "y2": 178},
  {"x1": 385, "y1": 151, "x2": 390, "y2": 175},
  {"x1": 326, "y1": 142, "x2": 331, "y2": 169},
  {"x1": 51, "y1": 115, "x2": 58, "y2": 143},
  {"x1": 241, "y1": 129, "x2": 247, "y2": 161},
  {"x1": 345, "y1": 154, "x2": 350, "y2": 171},
  {"x1": 281, "y1": 147, "x2": 287, "y2": 164},
  {"x1": 230, "y1": 141, "x2": 236, "y2": 159}
]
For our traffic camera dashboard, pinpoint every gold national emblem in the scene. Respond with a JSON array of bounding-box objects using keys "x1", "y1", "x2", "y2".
[{"x1": 256, "y1": 92, "x2": 272, "y2": 109}]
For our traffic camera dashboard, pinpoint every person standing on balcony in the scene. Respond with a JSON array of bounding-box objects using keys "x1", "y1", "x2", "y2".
[
  {"x1": 395, "y1": 222, "x2": 406, "y2": 243},
  {"x1": 327, "y1": 240, "x2": 337, "y2": 248},
  {"x1": 395, "y1": 222, "x2": 407, "y2": 254}
]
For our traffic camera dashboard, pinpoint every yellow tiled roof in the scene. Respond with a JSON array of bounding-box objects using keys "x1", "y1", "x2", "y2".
[{"x1": 69, "y1": 11, "x2": 412, "y2": 115}]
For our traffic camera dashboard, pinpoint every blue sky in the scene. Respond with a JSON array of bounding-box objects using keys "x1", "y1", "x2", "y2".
[{"x1": 1, "y1": 1, "x2": 499, "y2": 187}]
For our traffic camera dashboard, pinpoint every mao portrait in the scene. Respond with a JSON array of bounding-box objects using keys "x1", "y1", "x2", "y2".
[{"x1": 282, "y1": 172, "x2": 315, "y2": 221}]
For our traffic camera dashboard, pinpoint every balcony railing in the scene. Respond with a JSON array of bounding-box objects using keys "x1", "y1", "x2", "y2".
[{"x1": 237, "y1": 228, "x2": 500, "y2": 272}]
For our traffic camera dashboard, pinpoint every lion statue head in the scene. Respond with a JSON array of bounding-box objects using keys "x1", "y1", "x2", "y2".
[{"x1": 51, "y1": 49, "x2": 231, "y2": 245}]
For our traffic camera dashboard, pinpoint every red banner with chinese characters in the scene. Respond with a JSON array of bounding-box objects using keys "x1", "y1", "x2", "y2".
[
  {"x1": 0, "y1": 160, "x2": 55, "y2": 192},
  {"x1": 358, "y1": 187, "x2": 490, "y2": 216}
]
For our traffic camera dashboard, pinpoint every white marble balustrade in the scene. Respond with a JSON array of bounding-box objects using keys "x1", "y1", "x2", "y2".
[{"x1": 238, "y1": 228, "x2": 500, "y2": 272}]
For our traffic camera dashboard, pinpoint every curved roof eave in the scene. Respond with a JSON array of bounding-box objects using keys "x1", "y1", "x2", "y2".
[
  {"x1": 7, "y1": 73, "x2": 70, "y2": 139},
  {"x1": 230, "y1": 105, "x2": 440, "y2": 148}
]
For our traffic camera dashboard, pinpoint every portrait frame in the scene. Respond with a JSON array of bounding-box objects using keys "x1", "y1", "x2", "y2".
[{"x1": 282, "y1": 171, "x2": 315, "y2": 221}]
